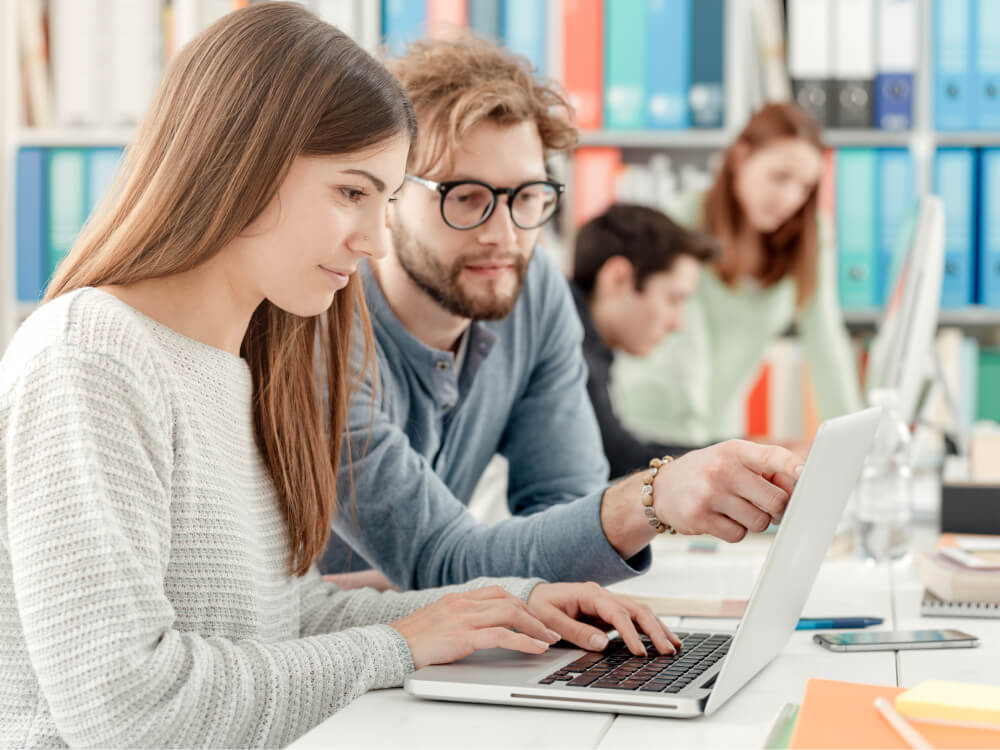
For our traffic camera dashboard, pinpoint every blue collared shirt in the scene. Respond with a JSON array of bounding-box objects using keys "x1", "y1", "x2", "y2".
[{"x1": 323, "y1": 249, "x2": 651, "y2": 589}]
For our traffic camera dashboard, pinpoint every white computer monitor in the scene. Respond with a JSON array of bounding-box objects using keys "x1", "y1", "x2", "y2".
[{"x1": 864, "y1": 195, "x2": 945, "y2": 425}]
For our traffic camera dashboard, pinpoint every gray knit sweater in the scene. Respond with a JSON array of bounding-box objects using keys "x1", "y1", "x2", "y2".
[{"x1": 0, "y1": 288, "x2": 540, "y2": 748}]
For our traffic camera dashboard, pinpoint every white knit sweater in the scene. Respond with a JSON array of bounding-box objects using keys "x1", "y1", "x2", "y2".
[{"x1": 0, "y1": 289, "x2": 540, "y2": 748}]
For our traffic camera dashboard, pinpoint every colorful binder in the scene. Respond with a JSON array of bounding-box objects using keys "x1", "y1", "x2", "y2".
[
  {"x1": 468, "y1": 0, "x2": 501, "y2": 39},
  {"x1": 502, "y1": 0, "x2": 546, "y2": 74},
  {"x1": 935, "y1": 148, "x2": 977, "y2": 307},
  {"x1": 16, "y1": 148, "x2": 47, "y2": 303},
  {"x1": 86, "y1": 147, "x2": 124, "y2": 218},
  {"x1": 876, "y1": 149, "x2": 915, "y2": 306},
  {"x1": 836, "y1": 148, "x2": 878, "y2": 310},
  {"x1": 646, "y1": 0, "x2": 690, "y2": 129},
  {"x1": 934, "y1": 0, "x2": 975, "y2": 130},
  {"x1": 832, "y1": 0, "x2": 875, "y2": 128},
  {"x1": 561, "y1": 0, "x2": 602, "y2": 130},
  {"x1": 572, "y1": 147, "x2": 621, "y2": 227},
  {"x1": 975, "y1": 0, "x2": 1000, "y2": 129},
  {"x1": 427, "y1": 0, "x2": 467, "y2": 38},
  {"x1": 789, "y1": 0, "x2": 834, "y2": 127},
  {"x1": 382, "y1": 0, "x2": 426, "y2": 58},
  {"x1": 688, "y1": 0, "x2": 724, "y2": 128},
  {"x1": 603, "y1": 0, "x2": 647, "y2": 129},
  {"x1": 979, "y1": 148, "x2": 1000, "y2": 306},
  {"x1": 875, "y1": 0, "x2": 917, "y2": 130},
  {"x1": 46, "y1": 148, "x2": 88, "y2": 280}
]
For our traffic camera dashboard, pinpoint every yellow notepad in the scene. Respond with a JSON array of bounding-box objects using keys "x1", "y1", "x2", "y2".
[{"x1": 895, "y1": 681, "x2": 1000, "y2": 729}]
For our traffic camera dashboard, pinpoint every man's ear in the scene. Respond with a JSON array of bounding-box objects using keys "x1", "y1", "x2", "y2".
[{"x1": 594, "y1": 256, "x2": 637, "y2": 297}]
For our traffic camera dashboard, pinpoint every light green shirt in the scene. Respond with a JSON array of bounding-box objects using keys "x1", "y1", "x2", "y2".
[{"x1": 612, "y1": 190, "x2": 863, "y2": 444}]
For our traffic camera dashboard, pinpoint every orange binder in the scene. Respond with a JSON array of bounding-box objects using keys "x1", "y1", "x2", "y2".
[
  {"x1": 789, "y1": 679, "x2": 1000, "y2": 749},
  {"x1": 428, "y1": 0, "x2": 467, "y2": 39},
  {"x1": 746, "y1": 362, "x2": 771, "y2": 437},
  {"x1": 562, "y1": 0, "x2": 602, "y2": 130},
  {"x1": 571, "y1": 147, "x2": 621, "y2": 226}
]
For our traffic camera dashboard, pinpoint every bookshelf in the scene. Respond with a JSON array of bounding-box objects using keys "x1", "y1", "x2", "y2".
[{"x1": 3, "y1": 0, "x2": 1000, "y2": 355}]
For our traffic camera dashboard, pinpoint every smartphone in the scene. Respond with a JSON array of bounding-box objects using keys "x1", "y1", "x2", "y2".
[{"x1": 813, "y1": 628, "x2": 980, "y2": 652}]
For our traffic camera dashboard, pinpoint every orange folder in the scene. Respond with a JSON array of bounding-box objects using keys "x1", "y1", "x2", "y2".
[
  {"x1": 789, "y1": 679, "x2": 1000, "y2": 749},
  {"x1": 746, "y1": 362, "x2": 771, "y2": 437},
  {"x1": 571, "y1": 147, "x2": 621, "y2": 227},
  {"x1": 562, "y1": 0, "x2": 603, "y2": 130}
]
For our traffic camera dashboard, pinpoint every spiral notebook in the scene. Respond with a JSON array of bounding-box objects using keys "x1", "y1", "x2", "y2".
[{"x1": 921, "y1": 590, "x2": 1000, "y2": 618}]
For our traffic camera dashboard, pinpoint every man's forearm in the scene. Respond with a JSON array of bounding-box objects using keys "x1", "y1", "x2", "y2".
[{"x1": 599, "y1": 472, "x2": 657, "y2": 560}]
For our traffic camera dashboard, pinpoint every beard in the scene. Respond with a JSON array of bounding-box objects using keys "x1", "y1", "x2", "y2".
[{"x1": 391, "y1": 220, "x2": 530, "y2": 321}]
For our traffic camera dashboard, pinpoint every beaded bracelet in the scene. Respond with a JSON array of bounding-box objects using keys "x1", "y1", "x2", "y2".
[{"x1": 641, "y1": 456, "x2": 676, "y2": 535}]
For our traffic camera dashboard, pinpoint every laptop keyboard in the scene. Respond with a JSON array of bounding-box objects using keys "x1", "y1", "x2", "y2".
[{"x1": 538, "y1": 632, "x2": 731, "y2": 693}]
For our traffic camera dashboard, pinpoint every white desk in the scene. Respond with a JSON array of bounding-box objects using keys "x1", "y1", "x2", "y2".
[{"x1": 290, "y1": 528, "x2": 995, "y2": 749}]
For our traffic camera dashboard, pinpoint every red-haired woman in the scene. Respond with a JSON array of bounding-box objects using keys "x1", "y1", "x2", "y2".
[{"x1": 614, "y1": 102, "x2": 863, "y2": 446}]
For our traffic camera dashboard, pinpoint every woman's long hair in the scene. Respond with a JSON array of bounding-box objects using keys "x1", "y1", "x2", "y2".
[
  {"x1": 703, "y1": 102, "x2": 824, "y2": 306},
  {"x1": 45, "y1": 3, "x2": 416, "y2": 576}
]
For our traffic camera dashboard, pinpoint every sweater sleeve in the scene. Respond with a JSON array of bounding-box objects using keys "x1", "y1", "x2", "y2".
[
  {"x1": 298, "y1": 571, "x2": 544, "y2": 637},
  {"x1": 3, "y1": 347, "x2": 415, "y2": 748},
  {"x1": 797, "y1": 229, "x2": 865, "y2": 418}
]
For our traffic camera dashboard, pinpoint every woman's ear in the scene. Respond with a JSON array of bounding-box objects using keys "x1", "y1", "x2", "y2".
[{"x1": 594, "y1": 256, "x2": 637, "y2": 298}]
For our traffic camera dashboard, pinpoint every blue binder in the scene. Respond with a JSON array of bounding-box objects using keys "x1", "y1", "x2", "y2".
[
  {"x1": 688, "y1": 0, "x2": 724, "y2": 128},
  {"x1": 502, "y1": 0, "x2": 547, "y2": 75},
  {"x1": 86, "y1": 147, "x2": 124, "y2": 218},
  {"x1": 935, "y1": 148, "x2": 977, "y2": 308},
  {"x1": 876, "y1": 149, "x2": 915, "y2": 306},
  {"x1": 604, "y1": 0, "x2": 647, "y2": 129},
  {"x1": 934, "y1": 0, "x2": 975, "y2": 130},
  {"x1": 976, "y1": 0, "x2": 1000, "y2": 129},
  {"x1": 979, "y1": 149, "x2": 1000, "y2": 306},
  {"x1": 382, "y1": 0, "x2": 426, "y2": 58},
  {"x1": 15, "y1": 148, "x2": 47, "y2": 303},
  {"x1": 836, "y1": 149, "x2": 879, "y2": 310},
  {"x1": 646, "y1": 0, "x2": 690, "y2": 129}
]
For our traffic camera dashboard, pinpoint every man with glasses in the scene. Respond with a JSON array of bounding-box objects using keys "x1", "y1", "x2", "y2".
[{"x1": 322, "y1": 36, "x2": 803, "y2": 593}]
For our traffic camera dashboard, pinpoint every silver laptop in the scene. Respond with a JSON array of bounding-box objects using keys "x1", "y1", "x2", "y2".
[{"x1": 405, "y1": 407, "x2": 881, "y2": 718}]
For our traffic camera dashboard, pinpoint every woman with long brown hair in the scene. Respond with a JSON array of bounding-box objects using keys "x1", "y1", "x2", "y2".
[
  {"x1": 614, "y1": 102, "x2": 863, "y2": 446},
  {"x1": 0, "y1": 5, "x2": 676, "y2": 747}
]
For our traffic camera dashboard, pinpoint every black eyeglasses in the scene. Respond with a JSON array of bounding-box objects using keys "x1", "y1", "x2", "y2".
[{"x1": 405, "y1": 174, "x2": 565, "y2": 230}]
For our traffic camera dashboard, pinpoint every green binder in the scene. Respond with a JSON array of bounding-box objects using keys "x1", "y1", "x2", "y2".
[
  {"x1": 836, "y1": 148, "x2": 878, "y2": 310},
  {"x1": 603, "y1": 0, "x2": 647, "y2": 129},
  {"x1": 46, "y1": 148, "x2": 88, "y2": 279}
]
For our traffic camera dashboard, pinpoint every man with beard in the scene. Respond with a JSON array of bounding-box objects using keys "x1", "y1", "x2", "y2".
[{"x1": 322, "y1": 36, "x2": 803, "y2": 593}]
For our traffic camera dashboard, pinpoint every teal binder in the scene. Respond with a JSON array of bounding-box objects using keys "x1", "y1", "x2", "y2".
[
  {"x1": 604, "y1": 0, "x2": 647, "y2": 129},
  {"x1": 876, "y1": 149, "x2": 915, "y2": 306},
  {"x1": 469, "y1": 0, "x2": 501, "y2": 40},
  {"x1": 46, "y1": 148, "x2": 88, "y2": 280},
  {"x1": 836, "y1": 148, "x2": 878, "y2": 310},
  {"x1": 689, "y1": 0, "x2": 725, "y2": 128}
]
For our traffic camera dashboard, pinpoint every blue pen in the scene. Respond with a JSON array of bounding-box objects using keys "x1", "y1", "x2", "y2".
[{"x1": 795, "y1": 617, "x2": 883, "y2": 630}]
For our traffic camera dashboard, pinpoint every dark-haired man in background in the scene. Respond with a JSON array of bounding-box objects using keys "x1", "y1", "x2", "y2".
[{"x1": 570, "y1": 203, "x2": 717, "y2": 478}]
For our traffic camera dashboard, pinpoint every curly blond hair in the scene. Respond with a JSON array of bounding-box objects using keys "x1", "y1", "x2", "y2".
[{"x1": 387, "y1": 34, "x2": 578, "y2": 177}]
